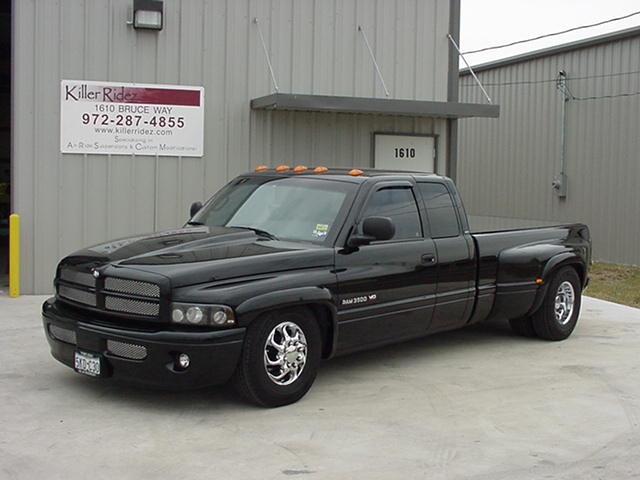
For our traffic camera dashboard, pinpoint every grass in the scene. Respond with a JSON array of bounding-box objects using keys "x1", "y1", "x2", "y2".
[{"x1": 586, "y1": 262, "x2": 640, "y2": 308}]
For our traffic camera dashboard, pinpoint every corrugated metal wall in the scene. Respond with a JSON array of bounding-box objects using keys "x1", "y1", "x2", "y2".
[
  {"x1": 13, "y1": 0, "x2": 452, "y2": 293},
  {"x1": 458, "y1": 33, "x2": 640, "y2": 266}
]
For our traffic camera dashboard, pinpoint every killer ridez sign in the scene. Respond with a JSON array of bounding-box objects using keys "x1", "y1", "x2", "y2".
[{"x1": 61, "y1": 80, "x2": 204, "y2": 157}]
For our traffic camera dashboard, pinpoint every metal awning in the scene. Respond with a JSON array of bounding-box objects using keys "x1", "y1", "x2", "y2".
[{"x1": 251, "y1": 93, "x2": 499, "y2": 118}]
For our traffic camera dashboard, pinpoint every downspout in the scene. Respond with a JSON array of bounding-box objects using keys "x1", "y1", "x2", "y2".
[
  {"x1": 553, "y1": 70, "x2": 569, "y2": 198},
  {"x1": 446, "y1": 0, "x2": 461, "y2": 181}
]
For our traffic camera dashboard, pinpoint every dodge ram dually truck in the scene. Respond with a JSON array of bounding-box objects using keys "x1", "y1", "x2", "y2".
[{"x1": 43, "y1": 167, "x2": 591, "y2": 407}]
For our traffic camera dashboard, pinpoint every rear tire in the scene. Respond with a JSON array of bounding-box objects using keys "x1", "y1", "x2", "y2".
[
  {"x1": 232, "y1": 307, "x2": 321, "y2": 407},
  {"x1": 532, "y1": 267, "x2": 582, "y2": 341},
  {"x1": 509, "y1": 316, "x2": 537, "y2": 337}
]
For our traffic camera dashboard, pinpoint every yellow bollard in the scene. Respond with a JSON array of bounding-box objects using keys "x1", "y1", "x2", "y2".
[{"x1": 9, "y1": 214, "x2": 19, "y2": 297}]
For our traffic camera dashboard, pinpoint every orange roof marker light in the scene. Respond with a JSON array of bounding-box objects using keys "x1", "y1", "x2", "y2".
[
  {"x1": 348, "y1": 168, "x2": 363, "y2": 176},
  {"x1": 313, "y1": 166, "x2": 328, "y2": 174},
  {"x1": 293, "y1": 165, "x2": 308, "y2": 172},
  {"x1": 275, "y1": 165, "x2": 290, "y2": 172},
  {"x1": 254, "y1": 165, "x2": 268, "y2": 172}
]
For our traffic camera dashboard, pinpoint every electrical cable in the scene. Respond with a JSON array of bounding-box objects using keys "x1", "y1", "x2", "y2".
[
  {"x1": 459, "y1": 69, "x2": 640, "y2": 87},
  {"x1": 572, "y1": 69, "x2": 640, "y2": 81},
  {"x1": 460, "y1": 69, "x2": 640, "y2": 101},
  {"x1": 563, "y1": 81, "x2": 577, "y2": 100},
  {"x1": 461, "y1": 10, "x2": 640, "y2": 55},
  {"x1": 571, "y1": 91, "x2": 640, "y2": 101}
]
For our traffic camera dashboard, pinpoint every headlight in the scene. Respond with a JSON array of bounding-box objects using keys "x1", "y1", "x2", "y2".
[
  {"x1": 212, "y1": 310, "x2": 229, "y2": 325},
  {"x1": 170, "y1": 302, "x2": 236, "y2": 327},
  {"x1": 186, "y1": 307, "x2": 204, "y2": 324},
  {"x1": 171, "y1": 308, "x2": 185, "y2": 323}
]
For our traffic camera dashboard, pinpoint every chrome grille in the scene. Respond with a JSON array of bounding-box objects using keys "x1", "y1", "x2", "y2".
[
  {"x1": 48, "y1": 324, "x2": 77, "y2": 345},
  {"x1": 107, "y1": 340, "x2": 148, "y2": 360},
  {"x1": 105, "y1": 296, "x2": 160, "y2": 316},
  {"x1": 104, "y1": 278, "x2": 160, "y2": 298},
  {"x1": 58, "y1": 285, "x2": 97, "y2": 307},
  {"x1": 57, "y1": 267, "x2": 161, "y2": 319},
  {"x1": 59, "y1": 268, "x2": 95, "y2": 288}
]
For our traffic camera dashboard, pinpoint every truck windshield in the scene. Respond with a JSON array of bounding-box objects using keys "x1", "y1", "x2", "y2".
[{"x1": 190, "y1": 177, "x2": 356, "y2": 244}]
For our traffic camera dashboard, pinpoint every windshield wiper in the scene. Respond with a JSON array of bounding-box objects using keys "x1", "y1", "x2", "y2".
[
  {"x1": 227, "y1": 225, "x2": 278, "y2": 240},
  {"x1": 186, "y1": 221, "x2": 205, "y2": 226}
]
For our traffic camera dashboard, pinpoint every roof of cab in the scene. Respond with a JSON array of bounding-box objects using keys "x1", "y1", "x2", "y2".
[{"x1": 245, "y1": 166, "x2": 445, "y2": 183}]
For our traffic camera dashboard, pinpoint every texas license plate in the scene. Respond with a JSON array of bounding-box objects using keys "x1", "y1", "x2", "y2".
[{"x1": 74, "y1": 351, "x2": 102, "y2": 377}]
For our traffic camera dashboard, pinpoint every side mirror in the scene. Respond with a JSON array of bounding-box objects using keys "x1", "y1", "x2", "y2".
[
  {"x1": 347, "y1": 216, "x2": 395, "y2": 248},
  {"x1": 190, "y1": 201, "x2": 203, "y2": 218}
]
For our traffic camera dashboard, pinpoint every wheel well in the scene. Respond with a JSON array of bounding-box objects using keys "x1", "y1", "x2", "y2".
[
  {"x1": 545, "y1": 260, "x2": 584, "y2": 285},
  {"x1": 246, "y1": 303, "x2": 335, "y2": 358},
  {"x1": 557, "y1": 262, "x2": 585, "y2": 287},
  {"x1": 529, "y1": 262, "x2": 585, "y2": 317},
  {"x1": 572, "y1": 263, "x2": 585, "y2": 286},
  {"x1": 306, "y1": 304, "x2": 335, "y2": 359}
]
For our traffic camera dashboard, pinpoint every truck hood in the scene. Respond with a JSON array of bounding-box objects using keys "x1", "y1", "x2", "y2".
[{"x1": 59, "y1": 226, "x2": 334, "y2": 288}]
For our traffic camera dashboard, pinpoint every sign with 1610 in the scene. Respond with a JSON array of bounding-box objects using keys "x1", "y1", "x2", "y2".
[{"x1": 60, "y1": 80, "x2": 204, "y2": 157}]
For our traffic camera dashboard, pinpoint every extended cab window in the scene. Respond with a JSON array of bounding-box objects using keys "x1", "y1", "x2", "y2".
[
  {"x1": 361, "y1": 187, "x2": 422, "y2": 240},
  {"x1": 418, "y1": 182, "x2": 460, "y2": 238}
]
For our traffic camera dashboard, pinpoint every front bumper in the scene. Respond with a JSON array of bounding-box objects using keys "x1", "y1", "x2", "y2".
[{"x1": 42, "y1": 298, "x2": 245, "y2": 390}]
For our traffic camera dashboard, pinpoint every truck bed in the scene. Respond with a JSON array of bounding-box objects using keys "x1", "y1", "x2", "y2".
[{"x1": 468, "y1": 223, "x2": 591, "y2": 324}]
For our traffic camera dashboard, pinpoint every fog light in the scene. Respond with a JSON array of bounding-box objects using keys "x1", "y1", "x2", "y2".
[
  {"x1": 177, "y1": 353, "x2": 190, "y2": 369},
  {"x1": 212, "y1": 310, "x2": 228, "y2": 325},
  {"x1": 186, "y1": 307, "x2": 204, "y2": 324}
]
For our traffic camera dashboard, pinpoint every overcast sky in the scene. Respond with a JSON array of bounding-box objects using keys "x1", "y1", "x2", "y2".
[{"x1": 460, "y1": 0, "x2": 640, "y2": 66}]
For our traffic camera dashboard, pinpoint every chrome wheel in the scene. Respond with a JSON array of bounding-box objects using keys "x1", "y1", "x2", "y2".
[
  {"x1": 554, "y1": 281, "x2": 575, "y2": 326},
  {"x1": 264, "y1": 321, "x2": 308, "y2": 386}
]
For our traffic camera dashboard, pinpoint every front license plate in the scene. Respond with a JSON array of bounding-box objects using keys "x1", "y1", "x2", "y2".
[{"x1": 74, "y1": 351, "x2": 102, "y2": 377}]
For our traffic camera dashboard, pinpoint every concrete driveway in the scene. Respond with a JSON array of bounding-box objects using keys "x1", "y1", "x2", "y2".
[{"x1": 1, "y1": 294, "x2": 639, "y2": 480}]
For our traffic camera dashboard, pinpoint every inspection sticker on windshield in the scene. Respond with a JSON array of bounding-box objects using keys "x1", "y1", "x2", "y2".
[{"x1": 312, "y1": 224, "x2": 329, "y2": 238}]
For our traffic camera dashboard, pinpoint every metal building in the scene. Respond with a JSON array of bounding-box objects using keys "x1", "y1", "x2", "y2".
[
  {"x1": 6, "y1": 0, "x2": 500, "y2": 293},
  {"x1": 458, "y1": 27, "x2": 640, "y2": 266}
]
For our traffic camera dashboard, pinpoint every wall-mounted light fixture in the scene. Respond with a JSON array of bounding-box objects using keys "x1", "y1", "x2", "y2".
[{"x1": 131, "y1": 0, "x2": 163, "y2": 31}]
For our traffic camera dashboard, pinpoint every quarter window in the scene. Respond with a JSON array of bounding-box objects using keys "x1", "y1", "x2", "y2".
[
  {"x1": 361, "y1": 187, "x2": 422, "y2": 240},
  {"x1": 418, "y1": 183, "x2": 460, "y2": 238}
]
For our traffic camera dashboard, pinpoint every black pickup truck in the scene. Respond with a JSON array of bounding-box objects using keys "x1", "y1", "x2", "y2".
[{"x1": 43, "y1": 167, "x2": 591, "y2": 407}]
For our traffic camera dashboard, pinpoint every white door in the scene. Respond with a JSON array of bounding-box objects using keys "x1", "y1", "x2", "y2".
[{"x1": 374, "y1": 134, "x2": 435, "y2": 173}]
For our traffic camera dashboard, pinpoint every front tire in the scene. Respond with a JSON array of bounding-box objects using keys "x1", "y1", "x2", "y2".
[
  {"x1": 232, "y1": 307, "x2": 322, "y2": 407},
  {"x1": 532, "y1": 267, "x2": 582, "y2": 341}
]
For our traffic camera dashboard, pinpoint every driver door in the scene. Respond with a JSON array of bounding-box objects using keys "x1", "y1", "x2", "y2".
[{"x1": 334, "y1": 181, "x2": 438, "y2": 354}]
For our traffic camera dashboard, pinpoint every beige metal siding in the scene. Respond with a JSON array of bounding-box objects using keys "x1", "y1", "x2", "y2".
[
  {"x1": 458, "y1": 34, "x2": 640, "y2": 265},
  {"x1": 13, "y1": 0, "x2": 452, "y2": 293}
]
